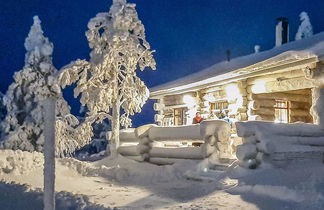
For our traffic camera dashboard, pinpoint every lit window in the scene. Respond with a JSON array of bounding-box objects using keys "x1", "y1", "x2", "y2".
[
  {"x1": 210, "y1": 101, "x2": 229, "y2": 111},
  {"x1": 274, "y1": 100, "x2": 289, "y2": 123},
  {"x1": 173, "y1": 108, "x2": 187, "y2": 125}
]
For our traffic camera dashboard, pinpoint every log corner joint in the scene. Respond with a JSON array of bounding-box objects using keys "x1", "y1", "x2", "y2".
[{"x1": 303, "y1": 63, "x2": 324, "y2": 81}]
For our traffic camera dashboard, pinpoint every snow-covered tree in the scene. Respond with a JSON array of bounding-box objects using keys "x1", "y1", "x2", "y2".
[
  {"x1": 0, "y1": 92, "x2": 6, "y2": 138},
  {"x1": 59, "y1": 0, "x2": 156, "y2": 157},
  {"x1": 0, "y1": 92, "x2": 6, "y2": 122},
  {"x1": 0, "y1": 16, "x2": 84, "y2": 156},
  {"x1": 295, "y1": 11, "x2": 313, "y2": 40}
]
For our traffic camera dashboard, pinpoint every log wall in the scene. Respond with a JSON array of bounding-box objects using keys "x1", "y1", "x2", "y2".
[{"x1": 155, "y1": 69, "x2": 315, "y2": 126}]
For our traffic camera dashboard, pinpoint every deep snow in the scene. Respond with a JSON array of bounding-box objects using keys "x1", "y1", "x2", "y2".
[{"x1": 1, "y1": 149, "x2": 324, "y2": 209}]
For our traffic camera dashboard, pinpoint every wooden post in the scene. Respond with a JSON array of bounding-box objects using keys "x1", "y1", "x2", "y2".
[{"x1": 43, "y1": 97, "x2": 56, "y2": 210}]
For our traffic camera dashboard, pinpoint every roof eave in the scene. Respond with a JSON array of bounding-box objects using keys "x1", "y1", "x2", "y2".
[{"x1": 150, "y1": 56, "x2": 318, "y2": 99}]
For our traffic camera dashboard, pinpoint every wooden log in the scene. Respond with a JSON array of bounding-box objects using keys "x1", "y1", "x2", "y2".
[
  {"x1": 148, "y1": 157, "x2": 200, "y2": 165},
  {"x1": 240, "y1": 96, "x2": 248, "y2": 105},
  {"x1": 242, "y1": 135, "x2": 258, "y2": 144},
  {"x1": 206, "y1": 135, "x2": 217, "y2": 145},
  {"x1": 236, "y1": 143, "x2": 257, "y2": 161},
  {"x1": 237, "y1": 113, "x2": 248, "y2": 121},
  {"x1": 303, "y1": 64, "x2": 324, "y2": 80},
  {"x1": 247, "y1": 69, "x2": 305, "y2": 85},
  {"x1": 228, "y1": 108, "x2": 247, "y2": 116},
  {"x1": 237, "y1": 107, "x2": 247, "y2": 113},
  {"x1": 135, "y1": 124, "x2": 156, "y2": 138},
  {"x1": 154, "y1": 114, "x2": 164, "y2": 122},
  {"x1": 248, "y1": 101, "x2": 259, "y2": 110},
  {"x1": 119, "y1": 129, "x2": 140, "y2": 143},
  {"x1": 251, "y1": 93, "x2": 310, "y2": 103},
  {"x1": 149, "y1": 125, "x2": 201, "y2": 141},
  {"x1": 149, "y1": 147, "x2": 204, "y2": 159},
  {"x1": 247, "y1": 77, "x2": 315, "y2": 94},
  {"x1": 117, "y1": 146, "x2": 140, "y2": 156},
  {"x1": 289, "y1": 101, "x2": 311, "y2": 109},
  {"x1": 164, "y1": 95, "x2": 185, "y2": 106},
  {"x1": 290, "y1": 109, "x2": 311, "y2": 117},
  {"x1": 259, "y1": 115, "x2": 275, "y2": 121},
  {"x1": 256, "y1": 141, "x2": 276, "y2": 154},
  {"x1": 257, "y1": 133, "x2": 324, "y2": 146},
  {"x1": 201, "y1": 143, "x2": 217, "y2": 157},
  {"x1": 153, "y1": 103, "x2": 165, "y2": 111},
  {"x1": 124, "y1": 155, "x2": 145, "y2": 162},
  {"x1": 290, "y1": 116, "x2": 313, "y2": 123},
  {"x1": 200, "y1": 120, "x2": 231, "y2": 142},
  {"x1": 248, "y1": 115, "x2": 262, "y2": 121},
  {"x1": 236, "y1": 121, "x2": 324, "y2": 137},
  {"x1": 137, "y1": 144, "x2": 151, "y2": 154},
  {"x1": 250, "y1": 108, "x2": 275, "y2": 116},
  {"x1": 248, "y1": 100, "x2": 276, "y2": 110},
  {"x1": 238, "y1": 159, "x2": 258, "y2": 169},
  {"x1": 256, "y1": 152, "x2": 271, "y2": 164}
]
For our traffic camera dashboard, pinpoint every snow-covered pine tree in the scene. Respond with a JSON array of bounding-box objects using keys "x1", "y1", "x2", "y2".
[
  {"x1": 295, "y1": 11, "x2": 313, "y2": 40},
  {"x1": 59, "y1": 0, "x2": 156, "y2": 157},
  {"x1": 0, "y1": 16, "x2": 80, "y2": 155}
]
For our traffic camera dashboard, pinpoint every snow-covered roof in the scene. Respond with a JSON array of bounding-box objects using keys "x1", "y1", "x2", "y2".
[{"x1": 150, "y1": 32, "x2": 324, "y2": 98}]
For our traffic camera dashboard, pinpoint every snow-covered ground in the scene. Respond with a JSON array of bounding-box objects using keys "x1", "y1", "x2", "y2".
[{"x1": 1, "y1": 149, "x2": 324, "y2": 210}]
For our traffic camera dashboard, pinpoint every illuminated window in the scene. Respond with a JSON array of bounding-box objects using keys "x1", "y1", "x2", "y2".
[
  {"x1": 274, "y1": 100, "x2": 289, "y2": 123},
  {"x1": 210, "y1": 101, "x2": 229, "y2": 111},
  {"x1": 173, "y1": 108, "x2": 187, "y2": 125}
]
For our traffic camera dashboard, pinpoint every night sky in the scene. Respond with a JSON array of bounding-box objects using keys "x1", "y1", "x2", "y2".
[{"x1": 1, "y1": 0, "x2": 324, "y2": 127}]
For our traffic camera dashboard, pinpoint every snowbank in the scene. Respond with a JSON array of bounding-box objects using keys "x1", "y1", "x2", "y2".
[
  {"x1": 0, "y1": 182, "x2": 106, "y2": 210},
  {"x1": 0, "y1": 150, "x2": 43, "y2": 175},
  {"x1": 2, "y1": 149, "x2": 324, "y2": 209}
]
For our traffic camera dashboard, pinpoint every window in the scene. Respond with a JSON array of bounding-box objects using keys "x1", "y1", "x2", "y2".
[
  {"x1": 173, "y1": 108, "x2": 187, "y2": 125},
  {"x1": 274, "y1": 100, "x2": 289, "y2": 123},
  {"x1": 210, "y1": 101, "x2": 229, "y2": 111}
]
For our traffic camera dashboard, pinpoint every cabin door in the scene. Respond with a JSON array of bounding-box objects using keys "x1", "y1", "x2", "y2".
[{"x1": 173, "y1": 107, "x2": 188, "y2": 125}]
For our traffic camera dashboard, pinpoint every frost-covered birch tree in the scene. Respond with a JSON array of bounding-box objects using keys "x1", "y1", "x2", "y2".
[
  {"x1": 295, "y1": 11, "x2": 313, "y2": 40},
  {"x1": 0, "y1": 16, "x2": 82, "y2": 156},
  {"x1": 59, "y1": 0, "x2": 156, "y2": 157}
]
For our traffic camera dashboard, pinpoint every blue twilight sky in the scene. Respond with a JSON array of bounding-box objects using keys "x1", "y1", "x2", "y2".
[{"x1": 1, "y1": 0, "x2": 324, "y2": 127}]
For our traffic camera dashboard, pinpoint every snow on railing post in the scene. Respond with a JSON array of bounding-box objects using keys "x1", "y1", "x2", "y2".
[{"x1": 43, "y1": 97, "x2": 56, "y2": 210}]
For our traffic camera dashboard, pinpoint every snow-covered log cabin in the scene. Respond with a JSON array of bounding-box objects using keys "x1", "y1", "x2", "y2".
[
  {"x1": 149, "y1": 22, "x2": 324, "y2": 160},
  {"x1": 150, "y1": 28, "x2": 324, "y2": 127}
]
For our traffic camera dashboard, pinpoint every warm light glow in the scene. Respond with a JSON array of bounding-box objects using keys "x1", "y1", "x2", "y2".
[
  {"x1": 203, "y1": 93, "x2": 216, "y2": 102},
  {"x1": 183, "y1": 95, "x2": 196, "y2": 107},
  {"x1": 225, "y1": 83, "x2": 240, "y2": 100},
  {"x1": 251, "y1": 80, "x2": 266, "y2": 94}
]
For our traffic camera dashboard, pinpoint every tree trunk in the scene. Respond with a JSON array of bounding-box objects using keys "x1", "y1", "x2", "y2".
[
  {"x1": 109, "y1": 102, "x2": 120, "y2": 158},
  {"x1": 43, "y1": 97, "x2": 56, "y2": 210}
]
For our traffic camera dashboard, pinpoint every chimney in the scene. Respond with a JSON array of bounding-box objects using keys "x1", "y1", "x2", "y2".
[
  {"x1": 275, "y1": 17, "x2": 289, "y2": 47},
  {"x1": 226, "y1": 49, "x2": 231, "y2": 61}
]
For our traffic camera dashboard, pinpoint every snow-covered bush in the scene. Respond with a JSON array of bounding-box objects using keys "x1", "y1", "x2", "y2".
[
  {"x1": 295, "y1": 11, "x2": 313, "y2": 40},
  {"x1": 0, "y1": 16, "x2": 86, "y2": 156},
  {"x1": 59, "y1": 0, "x2": 156, "y2": 157}
]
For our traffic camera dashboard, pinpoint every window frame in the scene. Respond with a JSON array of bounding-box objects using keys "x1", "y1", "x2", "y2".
[{"x1": 274, "y1": 99, "x2": 289, "y2": 123}]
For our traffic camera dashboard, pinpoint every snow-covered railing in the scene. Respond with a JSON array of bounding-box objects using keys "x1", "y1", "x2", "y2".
[
  {"x1": 235, "y1": 121, "x2": 324, "y2": 169},
  {"x1": 117, "y1": 120, "x2": 231, "y2": 165}
]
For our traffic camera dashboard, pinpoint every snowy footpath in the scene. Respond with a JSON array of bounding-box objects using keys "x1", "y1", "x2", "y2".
[{"x1": 0, "y1": 149, "x2": 324, "y2": 210}]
